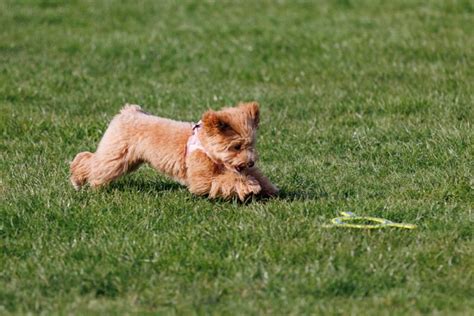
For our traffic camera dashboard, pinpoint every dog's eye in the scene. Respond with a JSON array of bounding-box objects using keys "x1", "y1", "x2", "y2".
[{"x1": 232, "y1": 144, "x2": 242, "y2": 151}]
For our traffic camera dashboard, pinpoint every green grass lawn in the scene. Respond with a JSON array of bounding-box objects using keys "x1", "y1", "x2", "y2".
[{"x1": 1, "y1": 0, "x2": 473, "y2": 314}]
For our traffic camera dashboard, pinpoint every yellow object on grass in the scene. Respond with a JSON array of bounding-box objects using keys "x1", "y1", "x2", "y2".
[{"x1": 323, "y1": 212, "x2": 416, "y2": 229}]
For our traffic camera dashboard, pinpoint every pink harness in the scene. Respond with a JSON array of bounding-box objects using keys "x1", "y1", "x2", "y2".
[
  {"x1": 186, "y1": 122, "x2": 227, "y2": 171},
  {"x1": 186, "y1": 121, "x2": 210, "y2": 157}
]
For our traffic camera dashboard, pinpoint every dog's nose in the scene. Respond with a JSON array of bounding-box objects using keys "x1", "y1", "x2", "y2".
[{"x1": 248, "y1": 161, "x2": 255, "y2": 168}]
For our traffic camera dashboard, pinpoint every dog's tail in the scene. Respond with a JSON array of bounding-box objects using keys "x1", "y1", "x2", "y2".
[{"x1": 70, "y1": 151, "x2": 94, "y2": 190}]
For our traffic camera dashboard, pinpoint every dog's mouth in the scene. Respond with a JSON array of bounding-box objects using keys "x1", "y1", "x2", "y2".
[
  {"x1": 235, "y1": 165, "x2": 245, "y2": 173},
  {"x1": 233, "y1": 162, "x2": 255, "y2": 173}
]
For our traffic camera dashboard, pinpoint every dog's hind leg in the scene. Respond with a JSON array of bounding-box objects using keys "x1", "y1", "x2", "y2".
[
  {"x1": 70, "y1": 151, "x2": 94, "y2": 190},
  {"x1": 87, "y1": 146, "x2": 142, "y2": 188},
  {"x1": 70, "y1": 105, "x2": 146, "y2": 189},
  {"x1": 71, "y1": 143, "x2": 142, "y2": 189}
]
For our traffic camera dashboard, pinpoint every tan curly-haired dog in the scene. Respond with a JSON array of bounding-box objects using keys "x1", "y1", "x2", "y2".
[{"x1": 70, "y1": 102, "x2": 278, "y2": 201}]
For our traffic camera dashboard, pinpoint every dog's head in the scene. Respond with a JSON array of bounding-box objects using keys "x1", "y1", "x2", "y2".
[{"x1": 200, "y1": 102, "x2": 260, "y2": 173}]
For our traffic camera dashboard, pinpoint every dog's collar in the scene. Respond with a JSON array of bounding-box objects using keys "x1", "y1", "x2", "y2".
[{"x1": 186, "y1": 120, "x2": 210, "y2": 157}]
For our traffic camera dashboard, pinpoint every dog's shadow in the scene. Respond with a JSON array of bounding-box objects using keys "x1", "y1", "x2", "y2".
[
  {"x1": 107, "y1": 178, "x2": 325, "y2": 202},
  {"x1": 108, "y1": 178, "x2": 183, "y2": 194}
]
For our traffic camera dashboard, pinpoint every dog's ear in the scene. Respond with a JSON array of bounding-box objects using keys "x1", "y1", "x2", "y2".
[
  {"x1": 202, "y1": 111, "x2": 233, "y2": 135},
  {"x1": 240, "y1": 101, "x2": 260, "y2": 128}
]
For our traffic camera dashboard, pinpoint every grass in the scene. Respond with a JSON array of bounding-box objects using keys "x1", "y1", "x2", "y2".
[{"x1": 1, "y1": 0, "x2": 473, "y2": 314}]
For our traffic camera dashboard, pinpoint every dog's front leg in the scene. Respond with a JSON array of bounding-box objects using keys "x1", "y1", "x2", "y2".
[
  {"x1": 186, "y1": 151, "x2": 261, "y2": 200},
  {"x1": 209, "y1": 170, "x2": 261, "y2": 201},
  {"x1": 186, "y1": 151, "x2": 215, "y2": 196},
  {"x1": 245, "y1": 167, "x2": 279, "y2": 197}
]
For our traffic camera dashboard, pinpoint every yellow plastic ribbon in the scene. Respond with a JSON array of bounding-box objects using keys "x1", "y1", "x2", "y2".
[{"x1": 323, "y1": 212, "x2": 416, "y2": 229}]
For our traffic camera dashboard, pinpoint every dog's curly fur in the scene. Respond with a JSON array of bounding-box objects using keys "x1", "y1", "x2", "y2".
[{"x1": 70, "y1": 102, "x2": 278, "y2": 201}]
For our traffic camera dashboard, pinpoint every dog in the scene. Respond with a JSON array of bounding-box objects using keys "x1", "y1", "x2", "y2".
[{"x1": 70, "y1": 102, "x2": 279, "y2": 201}]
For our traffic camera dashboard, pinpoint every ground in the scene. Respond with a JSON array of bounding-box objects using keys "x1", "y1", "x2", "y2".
[{"x1": 1, "y1": 0, "x2": 473, "y2": 314}]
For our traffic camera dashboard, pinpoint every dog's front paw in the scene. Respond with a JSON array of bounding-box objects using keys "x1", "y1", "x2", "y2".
[
  {"x1": 236, "y1": 176, "x2": 262, "y2": 201},
  {"x1": 248, "y1": 176, "x2": 262, "y2": 194}
]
